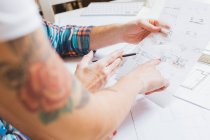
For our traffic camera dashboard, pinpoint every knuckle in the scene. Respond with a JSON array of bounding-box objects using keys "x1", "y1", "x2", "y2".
[
  {"x1": 113, "y1": 61, "x2": 121, "y2": 68},
  {"x1": 77, "y1": 64, "x2": 82, "y2": 69},
  {"x1": 110, "y1": 55, "x2": 116, "y2": 60},
  {"x1": 97, "y1": 63, "x2": 103, "y2": 69},
  {"x1": 97, "y1": 70, "x2": 108, "y2": 83},
  {"x1": 101, "y1": 69, "x2": 107, "y2": 76}
]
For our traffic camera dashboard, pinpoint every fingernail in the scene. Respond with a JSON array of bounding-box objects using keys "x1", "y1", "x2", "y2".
[
  {"x1": 154, "y1": 57, "x2": 161, "y2": 61},
  {"x1": 152, "y1": 58, "x2": 161, "y2": 63},
  {"x1": 113, "y1": 130, "x2": 117, "y2": 136},
  {"x1": 165, "y1": 24, "x2": 171, "y2": 29},
  {"x1": 161, "y1": 28, "x2": 170, "y2": 35},
  {"x1": 164, "y1": 79, "x2": 170, "y2": 87},
  {"x1": 93, "y1": 50, "x2": 97, "y2": 53},
  {"x1": 158, "y1": 58, "x2": 162, "y2": 61}
]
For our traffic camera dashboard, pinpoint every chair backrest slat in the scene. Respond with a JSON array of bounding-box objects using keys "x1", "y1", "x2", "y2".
[{"x1": 38, "y1": 0, "x2": 76, "y2": 23}]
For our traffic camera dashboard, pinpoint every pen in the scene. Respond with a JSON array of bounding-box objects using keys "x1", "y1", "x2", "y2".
[
  {"x1": 92, "y1": 53, "x2": 138, "y2": 62},
  {"x1": 122, "y1": 53, "x2": 138, "y2": 57}
]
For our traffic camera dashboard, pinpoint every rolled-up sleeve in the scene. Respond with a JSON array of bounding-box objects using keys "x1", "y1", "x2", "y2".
[
  {"x1": 0, "y1": 119, "x2": 30, "y2": 140},
  {"x1": 43, "y1": 21, "x2": 93, "y2": 57}
]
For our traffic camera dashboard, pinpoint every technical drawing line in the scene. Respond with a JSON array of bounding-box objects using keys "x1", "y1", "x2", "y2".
[
  {"x1": 130, "y1": 110, "x2": 139, "y2": 140},
  {"x1": 181, "y1": 69, "x2": 209, "y2": 90}
]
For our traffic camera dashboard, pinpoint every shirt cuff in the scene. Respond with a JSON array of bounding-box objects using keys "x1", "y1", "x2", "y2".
[{"x1": 69, "y1": 26, "x2": 94, "y2": 56}]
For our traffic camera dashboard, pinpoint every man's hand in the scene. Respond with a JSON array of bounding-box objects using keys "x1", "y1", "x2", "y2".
[
  {"x1": 90, "y1": 19, "x2": 169, "y2": 50},
  {"x1": 121, "y1": 19, "x2": 170, "y2": 44},
  {"x1": 75, "y1": 50, "x2": 123, "y2": 93}
]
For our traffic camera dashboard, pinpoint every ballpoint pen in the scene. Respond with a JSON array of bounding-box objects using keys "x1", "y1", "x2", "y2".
[{"x1": 92, "y1": 53, "x2": 138, "y2": 62}]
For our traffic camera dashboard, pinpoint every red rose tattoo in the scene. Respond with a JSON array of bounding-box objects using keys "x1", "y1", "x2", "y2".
[{"x1": 19, "y1": 57, "x2": 71, "y2": 113}]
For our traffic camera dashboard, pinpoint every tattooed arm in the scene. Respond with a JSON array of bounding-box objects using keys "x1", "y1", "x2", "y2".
[
  {"x1": 0, "y1": 28, "x2": 95, "y2": 139},
  {"x1": 0, "y1": 27, "x2": 168, "y2": 140}
]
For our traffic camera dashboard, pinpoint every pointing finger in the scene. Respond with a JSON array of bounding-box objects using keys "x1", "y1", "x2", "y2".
[
  {"x1": 150, "y1": 20, "x2": 170, "y2": 29},
  {"x1": 145, "y1": 59, "x2": 161, "y2": 66}
]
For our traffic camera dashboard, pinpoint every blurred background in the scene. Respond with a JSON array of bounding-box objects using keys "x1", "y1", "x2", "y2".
[{"x1": 35, "y1": 0, "x2": 146, "y2": 15}]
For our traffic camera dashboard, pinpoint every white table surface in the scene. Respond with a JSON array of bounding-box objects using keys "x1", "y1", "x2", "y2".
[{"x1": 55, "y1": 1, "x2": 210, "y2": 140}]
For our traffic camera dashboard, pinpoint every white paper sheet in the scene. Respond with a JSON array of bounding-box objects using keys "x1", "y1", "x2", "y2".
[
  {"x1": 174, "y1": 63, "x2": 210, "y2": 110},
  {"x1": 130, "y1": 98, "x2": 210, "y2": 140},
  {"x1": 116, "y1": 0, "x2": 210, "y2": 107},
  {"x1": 113, "y1": 1, "x2": 210, "y2": 140}
]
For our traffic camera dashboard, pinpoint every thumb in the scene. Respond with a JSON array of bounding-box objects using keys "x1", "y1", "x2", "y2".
[
  {"x1": 80, "y1": 51, "x2": 94, "y2": 67},
  {"x1": 139, "y1": 20, "x2": 161, "y2": 33},
  {"x1": 163, "y1": 79, "x2": 169, "y2": 88},
  {"x1": 145, "y1": 79, "x2": 169, "y2": 95}
]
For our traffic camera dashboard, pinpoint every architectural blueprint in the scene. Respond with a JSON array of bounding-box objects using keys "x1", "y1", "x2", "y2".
[
  {"x1": 114, "y1": 1, "x2": 210, "y2": 139},
  {"x1": 117, "y1": 0, "x2": 210, "y2": 107},
  {"x1": 174, "y1": 62, "x2": 210, "y2": 110}
]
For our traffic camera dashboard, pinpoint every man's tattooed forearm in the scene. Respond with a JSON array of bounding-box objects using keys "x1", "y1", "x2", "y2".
[
  {"x1": 0, "y1": 29, "x2": 90, "y2": 123},
  {"x1": 40, "y1": 79, "x2": 90, "y2": 124},
  {"x1": 0, "y1": 30, "x2": 50, "y2": 91},
  {"x1": 72, "y1": 79, "x2": 90, "y2": 109},
  {"x1": 0, "y1": 63, "x2": 26, "y2": 90}
]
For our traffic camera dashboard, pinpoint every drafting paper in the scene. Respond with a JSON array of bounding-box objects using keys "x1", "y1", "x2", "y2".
[{"x1": 117, "y1": 0, "x2": 210, "y2": 107}]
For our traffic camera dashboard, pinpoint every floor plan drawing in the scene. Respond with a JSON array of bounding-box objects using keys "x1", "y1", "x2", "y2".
[
  {"x1": 117, "y1": 0, "x2": 210, "y2": 104},
  {"x1": 114, "y1": 0, "x2": 210, "y2": 140},
  {"x1": 181, "y1": 69, "x2": 209, "y2": 90}
]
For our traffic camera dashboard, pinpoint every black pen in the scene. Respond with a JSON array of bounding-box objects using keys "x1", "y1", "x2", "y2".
[{"x1": 92, "y1": 53, "x2": 138, "y2": 62}]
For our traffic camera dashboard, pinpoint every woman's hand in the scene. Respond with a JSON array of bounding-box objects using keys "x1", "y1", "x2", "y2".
[
  {"x1": 134, "y1": 59, "x2": 169, "y2": 94},
  {"x1": 75, "y1": 50, "x2": 123, "y2": 93},
  {"x1": 114, "y1": 59, "x2": 169, "y2": 95},
  {"x1": 121, "y1": 19, "x2": 170, "y2": 44}
]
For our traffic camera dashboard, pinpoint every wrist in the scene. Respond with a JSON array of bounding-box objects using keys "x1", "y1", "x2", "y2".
[
  {"x1": 90, "y1": 24, "x2": 125, "y2": 50},
  {"x1": 103, "y1": 23, "x2": 125, "y2": 44},
  {"x1": 114, "y1": 23, "x2": 126, "y2": 43}
]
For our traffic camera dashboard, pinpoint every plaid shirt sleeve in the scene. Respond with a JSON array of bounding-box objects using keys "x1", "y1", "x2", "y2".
[
  {"x1": 43, "y1": 20, "x2": 93, "y2": 57},
  {"x1": 0, "y1": 118, "x2": 30, "y2": 140}
]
